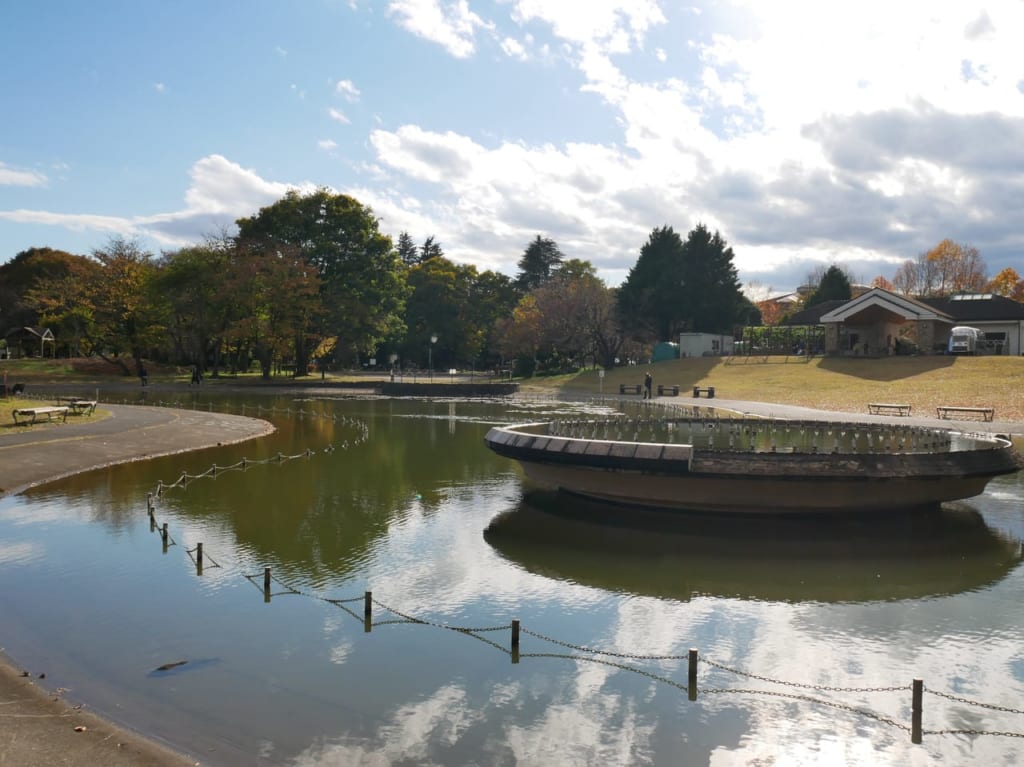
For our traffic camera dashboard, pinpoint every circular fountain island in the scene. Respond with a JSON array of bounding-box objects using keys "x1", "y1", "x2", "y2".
[{"x1": 484, "y1": 406, "x2": 1022, "y2": 514}]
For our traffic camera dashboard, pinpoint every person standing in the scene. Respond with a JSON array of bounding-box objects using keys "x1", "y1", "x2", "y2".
[{"x1": 644, "y1": 371, "x2": 653, "y2": 399}]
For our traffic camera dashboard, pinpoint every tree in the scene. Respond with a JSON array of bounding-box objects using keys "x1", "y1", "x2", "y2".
[
  {"x1": 235, "y1": 189, "x2": 407, "y2": 372},
  {"x1": 420, "y1": 235, "x2": 444, "y2": 262},
  {"x1": 987, "y1": 267, "x2": 1024, "y2": 300},
  {"x1": 923, "y1": 239, "x2": 987, "y2": 296},
  {"x1": 221, "y1": 240, "x2": 320, "y2": 379},
  {"x1": 891, "y1": 260, "x2": 920, "y2": 296},
  {"x1": 77, "y1": 237, "x2": 166, "y2": 374},
  {"x1": 498, "y1": 268, "x2": 623, "y2": 372},
  {"x1": 804, "y1": 265, "x2": 852, "y2": 308},
  {"x1": 396, "y1": 231, "x2": 419, "y2": 266},
  {"x1": 870, "y1": 275, "x2": 894, "y2": 291},
  {"x1": 618, "y1": 223, "x2": 746, "y2": 341},
  {"x1": 1, "y1": 247, "x2": 91, "y2": 351},
  {"x1": 153, "y1": 239, "x2": 231, "y2": 371},
  {"x1": 514, "y1": 235, "x2": 563, "y2": 293}
]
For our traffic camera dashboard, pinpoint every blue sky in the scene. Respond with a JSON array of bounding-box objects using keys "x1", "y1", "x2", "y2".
[{"x1": 2, "y1": 1, "x2": 1023, "y2": 294}]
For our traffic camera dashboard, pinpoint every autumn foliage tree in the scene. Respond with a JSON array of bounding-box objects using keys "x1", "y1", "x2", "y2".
[{"x1": 987, "y1": 267, "x2": 1024, "y2": 300}]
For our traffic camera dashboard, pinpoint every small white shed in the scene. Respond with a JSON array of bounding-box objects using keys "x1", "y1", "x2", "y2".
[{"x1": 678, "y1": 332, "x2": 734, "y2": 357}]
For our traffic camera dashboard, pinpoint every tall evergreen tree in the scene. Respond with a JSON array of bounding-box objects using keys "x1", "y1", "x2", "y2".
[
  {"x1": 514, "y1": 235, "x2": 563, "y2": 293},
  {"x1": 420, "y1": 235, "x2": 444, "y2": 262},
  {"x1": 617, "y1": 223, "x2": 745, "y2": 340},
  {"x1": 805, "y1": 264, "x2": 852, "y2": 308},
  {"x1": 396, "y1": 231, "x2": 419, "y2": 266}
]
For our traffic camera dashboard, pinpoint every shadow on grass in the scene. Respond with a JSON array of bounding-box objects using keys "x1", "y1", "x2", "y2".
[{"x1": 816, "y1": 355, "x2": 956, "y2": 382}]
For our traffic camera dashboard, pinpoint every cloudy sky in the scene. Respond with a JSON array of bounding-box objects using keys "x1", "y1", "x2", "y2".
[{"x1": 2, "y1": 1, "x2": 1022, "y2": 292}]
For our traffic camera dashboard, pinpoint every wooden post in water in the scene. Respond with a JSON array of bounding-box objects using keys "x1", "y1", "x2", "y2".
[
  {"x1": 688, "y1": 648, "x2": 699, "y2": 701},
  {"x1": 264, "y1": 566, "x2": 272, "y2": 602},
  {"x1": 161, "y1": 522, "x2": 168, "y2": 544},
  {"x1": 911, "y1": 678, "x2": 923, "y2": 743},
  {"x1": 363, "y1": 591, "x2": 373, "y2": 632},
  {"x1": 511, "y1": 619, "x2": 520, "y2": 664},
  {"x1": 196, "y1": 542, "x2": 203, "y2": 575}
]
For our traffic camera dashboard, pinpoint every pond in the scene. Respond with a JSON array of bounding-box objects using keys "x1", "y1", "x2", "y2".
[{"x1": 1, "y1": 393, "x2": 1023, "y2": 766}]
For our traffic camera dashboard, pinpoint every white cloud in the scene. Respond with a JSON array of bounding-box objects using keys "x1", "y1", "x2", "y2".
[
  {"x1": 386, "y1": 0, "x2": 493, "y2": 59},
  {"x1": 153, "y1": 82, "x2": 166, "y2": 93},
  {"x1": 318, "y1": 139, "x2": 338, "y2": 150},
  {"x1": 500, "y1": 36, "x2": 527, "y2": 61},
  {"x1": 0, "y1": 155, "x2": 308, "y2": 249},
  {"x1": 510, "y1": 0, "x2": 666, "y2": 54},
  {"x1": 328, "y1": 107, "x2": 350, "y2": 124},
  {"x1": 0, "y1": 163, "x2": 47, "y2": 187},
  {"x1": 335, "y1": 78, "x2": 361, "y2": 100}
]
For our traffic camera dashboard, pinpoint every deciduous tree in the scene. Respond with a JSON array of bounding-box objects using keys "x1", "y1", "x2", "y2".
[{"x1": 236, "y1": 189, "x2": 407, "y2": 372}]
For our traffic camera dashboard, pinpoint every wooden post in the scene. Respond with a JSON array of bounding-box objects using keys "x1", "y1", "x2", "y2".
[
  {"x1": 146, "y1": 493, "x2": 154, "y2": 514},
  {"x1": 511, "y1": 619, "x2": 520, "y2": 664},
  {"x1": 364, "y1": 591, "x2": 372, "y2": 617},
  {"x1": 161, "y1": 522, "x2": 168, "y2": 543},
  {"x1": 264, "y1": 567, "x2": 272, "y2": 602},
  {"x1": 688, "y1": 648, "x2": 698, "y2": 701},
  {"x1": 911, "y1": 678, "x2": 923, "y2": 743},
  {"x1": 196, "y1": 542, "x2": 203, "y2": 575}
]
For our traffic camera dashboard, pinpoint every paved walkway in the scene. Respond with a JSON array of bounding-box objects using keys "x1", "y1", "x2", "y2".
[
  {"x1": 0, "y1": 403, "x2": 275, "y2": 496},
  {"x1": 1, "y1": 403, "x2": 273, "y2": 766}
]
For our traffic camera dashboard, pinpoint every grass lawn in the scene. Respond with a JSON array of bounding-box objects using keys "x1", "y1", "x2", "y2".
[{"x1": 541, "y1": 355, "x2": 1024, "y2": 422}]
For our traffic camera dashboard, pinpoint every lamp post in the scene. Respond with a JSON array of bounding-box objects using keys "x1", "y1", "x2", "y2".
[{"x1": 429, "y1": 334, "x2": 437, "y2": 381}]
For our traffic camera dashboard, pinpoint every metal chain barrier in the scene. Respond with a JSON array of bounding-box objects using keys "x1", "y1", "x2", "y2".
[
  {"x1": 924, "y1": 686, "x2": 1024, "y2": 715},
  {"x1": 699, "y1": 687, "x2": 911, "y2": 731},
  {"x1": 520, "y1": 627, "x2": 691, "y2": 660},
  {"x1": 702, "y1": 657, "x2": 911, "y2": 694}
]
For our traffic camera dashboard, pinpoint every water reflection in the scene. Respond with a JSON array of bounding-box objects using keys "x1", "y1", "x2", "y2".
[{"x1": 484, "y1": 491, "x2": 1024, "y2": 603}]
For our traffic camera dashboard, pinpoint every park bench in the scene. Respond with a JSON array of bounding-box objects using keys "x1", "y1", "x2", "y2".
[
  {"x1": 657, "y1": 384, "x2": 680, "y2": 396},
  {"x1": 67, "y1": 399, "x2": 98, "y2": 415},
  {"x1": 868, "y1": 403, "x2": 912, "y2": 416},
  {"x1": 619, "y1": 384, "x2": 642, "y2": 395},
  {"x1": 936, "y1": 406, "x2": 994, "y2": 422},
  {"x1": 12, "y1": 406, "x2": 69, "y2": 425},
  {"x1": 692, "y1": 386, "x2": 716, "y2": 398}
]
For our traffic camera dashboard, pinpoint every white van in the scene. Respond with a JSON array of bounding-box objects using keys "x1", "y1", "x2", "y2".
[{"x1": 948, "y1": 326, "x2": 984, "y2": 355}]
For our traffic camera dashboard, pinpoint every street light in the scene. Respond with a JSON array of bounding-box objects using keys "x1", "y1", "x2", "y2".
[{"x1": 429, "y1": 334, "x2": 437, "y2": 381}]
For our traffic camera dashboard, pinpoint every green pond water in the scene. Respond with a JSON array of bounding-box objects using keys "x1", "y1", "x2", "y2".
[{"x1": 1, "y1": 393, "x2": 1023, "y2": 766}]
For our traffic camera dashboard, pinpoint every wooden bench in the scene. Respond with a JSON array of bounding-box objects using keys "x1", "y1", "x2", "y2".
[
  {"x1": 692, "y1": 386, "x2": 716, "y2": 398},
  {"x1": 619, "y1": 384, "x2": 642, "y2": 395},
  {"x1": 67, "y1": 399, "x2": 98, "y2": 415},
  {"x1": 657, "y1": 384, "x2": 680, "y2": 396},
  {"x1": 936, "y1": 406, "x2": 994, "y2": 422},
  {"x1": 868, "y1": 403, "x2": 912, "y2": 416},
  {"x1": 12, "y1": 406, "x2": 69, "y2": 425}
]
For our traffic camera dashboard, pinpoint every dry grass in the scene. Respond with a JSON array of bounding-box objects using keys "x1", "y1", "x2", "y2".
[{"x1": 545, "y1": 355, "x2": 1024, "y2": 422}]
